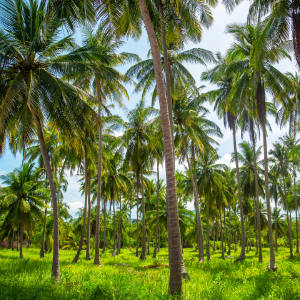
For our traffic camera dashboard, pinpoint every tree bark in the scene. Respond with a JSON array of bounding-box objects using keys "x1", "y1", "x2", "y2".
[
  {"x1": 153, "y1": 161, "x2": 160, "y2": 258},
  {"x1": 138, "y1": 0, "x2": 182, "y2": 294},
  {"x1": 224, "y1": 207, "x2": 227, "y2": 253},
  {"x1": 275, "y1": 196, "x2": 278, "y2": 252},
  {"x1": 72, "y1": 150, "x2": 88, "y2": 263},
  {"x1": 234, "y1": 208, "x2": 237, "y2": 251},
  {"x1": 179, "y1": 125, "x2": 204, "y2": 262},
  {"x1": 19, "y1": 221, "x2": 24, "y2": 259},
  {"x1": 283, "y1": 176, "x2": 294, "y2": 259},
  {"x1": 32, "y1": 113, "x2": 60, "y2": 280},
  {"x1": 227, "y1": 206, "x2": 231, "y2": 255},
  {"x1": 86, "y1": 168, "x2": 92, "y2": 260},
  {"x1": 94, "y1": 100, "x2": 103, "y2": 266},
  {"x1": 40, "y1": 204, "x2": 47, "y2": 258},
  {"x1": 261, "y1": 122, "x2": 277, "y2": 270},
  {"x1": 252, "y1": 131, "x2": 262, "y2": 261},
  {"x1": 136, "y1": 170, "x2": 139, "y2": 257},
  {"x1": 206, "y1": 199, "x2": 210, "y2": 260},
  {"x1": 112, "y1": 187, "x2": 116, "y2": 256},
  {"x1": 293, "y1": 169, "x2": 299, "y2": 253},
  {"x1": 140, "y1": 167, "x2": 147, "y2": 259},
  {"x1": 232, "y1": 125, "x2": 246, "y2": 262},
  {"x1": 102, "y1": 199, "x2": 106, "y2": 253}
]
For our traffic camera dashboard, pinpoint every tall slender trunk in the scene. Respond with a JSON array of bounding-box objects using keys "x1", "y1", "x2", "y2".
[
  {"x1": 219, "y1": 207, "x2": 225, "y2": 260},
  {"x1": 234, "y1": 208, "x2": 237, "y2": 251},
  {"x1": 227, "y1": 206, "x2": 231, "y2": 255},
  {"x1": 19, "y1": 221, "x2": 24, "y2": 259},
  {"x1": 275, "y1": 196, "x2": 278, "y2": 252},
  {"x1": 102, "y1": 199, "x2": 106, "y2": 253},
  {"x1": 40, "y1": 204, "x2": 47, "y2": 258},
  {"x1": 224, "y1": 207, "x2": 227, "y2": 253},
  {"x1": 112, "y1": 187, "x2": 116, "y2": 256},
  {"x1": 213, "y1": 217, "x2": 216, "y2": 251},
  {"x1": 138, "y1": 0, "x2": 182, "y2": 294},
  {"x1": 140, "y1": 167, "x2": 147, "y2": 259},
  {"x1": 12, "y1": 230, "x2": 14, "y2": 251},
  {"x1": 232, "y1": 125, "x2": 246, "y2": 262},
  {"x1": 261, "y1": 122, "x2": 277, "y2": 270},
  {"x1": 86, "y1": 169, "x2": 91, "y2": 260},
  {"x1": 94, "y1": 100, "x2": 103, "y2": 266},
  {"x1": 32, "y1": 113, "x2": 60, "y2": 280},
  {"x1": 17, "y1": 229, "x2": 19, "y2": 251},
  {"x1": 293, "y1": 170, "x2": 299, "y2": 253},
  {"x1": 252, "y1": 131, "x2": 262, "y2": 261},
  {"x1": 147, "y1": 228, "x2": 150, "y2": 255},
  {"x1": 206, "y1": 200, "x2": 210, "y2": 260},
  {"x1": 153, "y1": 162, "x2": 160, "y2": 258},
  {"x1": 283, "y1": 176, "x2": 294, "y2": 258},
  {"x1": 136, "y1": 171, "x2": 139, "y2": 257},
  {"x1": 246, "y1": 217, "x2": 248, "y2": 253},
  {"x1": 129, "y1": 197, "x2": 132, "y2": 252},
  {"x1": 72, "y1": 150, "x2": 88, "y2": 263},
  {"x1": 180, "y1": 125, "x2": 204, "y2": 262},
  {"x1": 158, "y1": 229, "x2": 160, "y2": 252},
  {"x1": 117, "y1": 196, "x2": 122, "y2": 255}
]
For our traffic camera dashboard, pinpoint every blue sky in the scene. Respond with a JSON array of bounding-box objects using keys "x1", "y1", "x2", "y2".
[{"x1": 0, "y1": 2, "x2": 297, "y2": 215}]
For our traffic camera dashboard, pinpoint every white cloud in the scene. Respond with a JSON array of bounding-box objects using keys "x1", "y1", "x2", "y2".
[{"x1": 216, "y1": 153, "x2": 235, "y2": 169}]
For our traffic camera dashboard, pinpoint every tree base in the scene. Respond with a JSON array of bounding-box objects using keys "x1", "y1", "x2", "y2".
[
  {"x1": 267, "y1": 263, "x2": 277, "y2": 271},
  {"x1": 234, "y1": 256, "x2": 245, "y2": 263}
]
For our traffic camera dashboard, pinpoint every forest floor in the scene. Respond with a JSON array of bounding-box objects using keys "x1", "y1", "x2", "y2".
[{"x1": 0, "y1": 246, "x2": 299, "y2": 299}]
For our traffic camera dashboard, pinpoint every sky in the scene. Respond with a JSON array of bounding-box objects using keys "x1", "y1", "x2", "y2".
[{"x1": 0, "y1": 2, "x2": 298, "y2": 215}]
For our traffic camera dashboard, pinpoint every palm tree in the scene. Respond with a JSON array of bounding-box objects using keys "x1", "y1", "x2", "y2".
[
  {"x1": 0, "y1": 0, "x2": 101, "y2": 280},
  {"x1": 136, "y1": 0, "x2": 183, "y2": 293},
  {"x1": 0, "y1": 163, "x2": 46, "y2": 259},
  {"x1": 269, "y1": 143, "x2": 294, "y2": 258}
]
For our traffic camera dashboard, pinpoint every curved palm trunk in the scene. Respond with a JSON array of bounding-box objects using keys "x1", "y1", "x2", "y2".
[
  {"x1": 112, "y1": 187, "x2": 116, "y2": 257},
  {"x1": 138, "y1": 0, "x2": 182, "y2": 294},
  {"x1": 72, "y1": 152, "x2": 88, "y2": 263},
  {"x1": 40, "y1": 204, "x2": 47, "y2": 258},
  {"x1": 206, "y1": 201, "x2": 210, "y2": 260},
  {"x1": 283, "y1": 177, "x2": 294, "y2": 258},
  {"x1": 136, "y1": 171, "x2": 139, "y2": 257},
  {"x1": 32, "y1": 113, "x2": 60, "y2": 279},
  {"x1": 293, "y1": 170, "x2": 299, "y2": 253},
  {"x1": 86, "y1": 169, "x2": 92, "y2": 260},
  {"x1": 232, "y1": 125, "x2": 246, "y2": 262},
  {"x1": 252, "y1": 132, "x2": 262, "y2": 261},
  {"x1": 19, "y1": 221, "x2": 24, "y2": 259},
  {"x1": 102, "y1": 199, "x2": 106, "y2": 253},
  {"x1": 179, "y1": 125, "x2": 204, "y2": 262},
  {"x1": 227, "y1": 206, "x2": 231, "y2": 255},
  {"x1": 153, "y1": 162, "x2": 160, "y2": 259},
  {"x1": 219, "y1": 207, "x2": 225, "y2": 260},
  {"x1": 261, "y1": 122, "x2": 277, "y2": 270},
  {"x1": 140, "y1": 167, "x2": 147, "y2": 259},
  {"x1": 94, "y1": 101, "x2": 103, "y2": 266}
]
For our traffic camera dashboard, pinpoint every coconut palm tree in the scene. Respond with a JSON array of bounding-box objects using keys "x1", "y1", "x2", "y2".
[{"x1": 0, "y1": 163, "x2": 47, "y2": 259}]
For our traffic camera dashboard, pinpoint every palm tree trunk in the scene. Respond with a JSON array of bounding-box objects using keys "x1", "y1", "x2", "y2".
[
  {"x1": 153, "y1": 161, "x2": 160, "y2": 259},
  {"x1": 219, "y1": 207, "x2": 225, "y2": 260},
  {"x1": 275, "y1": 197, "x2": 278, "y2": 252},
  {"x1": 112, "y1": 187, "x2": 116, "y2": 257},
  {"x1": 252, "y1": 131, "x2": 262, "y2": 261},
  {"x1": 12, "y1": 230, "x2": 14, "y2": 251},
  {"x1": 293, "y1": 170, "x2": 299, "y2": 253},
  {"x1": 40, "y1": 204, "x2": 47, "y2": 258},
  {"x1": 117, "y1": 196, "x2": 122, "y2": 255},
  {"x1": 94, "y1": 100, "x2": 103, "y2": 266},
  {"x1": 17, "y1": 229, "x2": 19, "y2": 251},
  {"x1": 138, "y1": 0, "x2": 182, "y2": 294},
  {"x1": 32, "y1": 113, "x2": 60, "y2": 280},
  {"x1": 147, "y1": 228, "x2": 150, "y2": 255},
  {"x1": 232, "y1": 125, "x2": 246, "y2": 262},
  {"x1": 86, "y1": 169, "x2": 92, "y2": 260},
  {"x1": 206, "y1": 200, "x2": 210, "y2": 260},
  {"x1": 227, "y1": 206, "x2": 231, "y2": 255},
  {"x1": 136, "y1": 170, "x2": 139, "y2": 257},
  {"x1": 224, "y1": 207, "x2": 227, "y2": 253},
  {"x1": 234, "y1": 208, "x2": 237, "y2": 251},
  {"x1": 140, "y1": 167, "x2": 147, "y2": 259},
  {"x1": 72, "y1": 150, "x2": 88, "y2": 263},
  {"x1": 246, "y1": 217, "x2": 248, "y2": 253},
  {"x1": 179, "y1": 125, "x2": 204, "y2": 262},
  {"x1": 261, "y1": 121, "x2": 277, "y2": 270},
  {"x1": 19, "y1": 221, "x2": 24, "y2": 259},
  {"x1": 102, "y1": 199, "x2": 106, "y2": 253},
  {"x1": 283, "y1": 176, "x2": 294, "y2": 258},
  {"x1": 129, "y1": 198, "x2": 132, "y2": 252},
  {"x1": 158, "y1": 229, "x2": 160, "y2": 252},
  {"x1": 213, "y1": 217, "x2": 216, "y2": 251}
]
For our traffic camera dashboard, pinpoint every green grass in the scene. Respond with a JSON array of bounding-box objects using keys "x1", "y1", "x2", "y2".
[{"x1": 0, "y1": 247, "x2": 299, "y2": 299}]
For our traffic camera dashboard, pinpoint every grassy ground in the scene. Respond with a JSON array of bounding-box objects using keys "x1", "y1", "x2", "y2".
[{"x1": 0, "y1": 246, "x2": 299, "y2": 299}]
